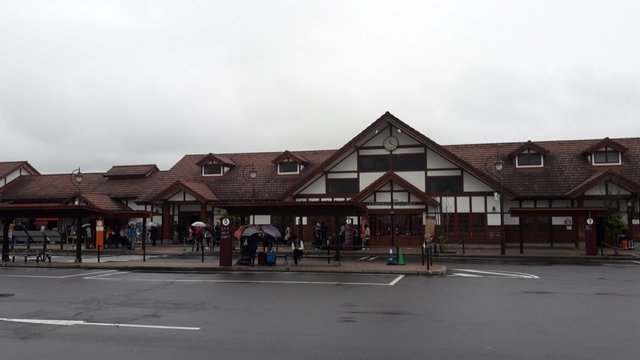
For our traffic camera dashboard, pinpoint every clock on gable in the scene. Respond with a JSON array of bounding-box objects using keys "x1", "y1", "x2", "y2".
[{"x1": 383, "y1": 135, "x2": 399, "y2": 151}]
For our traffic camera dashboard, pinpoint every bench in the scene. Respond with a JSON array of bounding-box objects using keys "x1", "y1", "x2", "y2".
[
  {"x1": 303, "y1": 253, "x2": 340, "y2": 264},
  {"x1": 277, "y1": 254, "x2": 288, "y2": 264},
  {"x1": 4, "y1": 249, "x2": 52, "y2": 263},
  {"x1": 12, "y1": 230, "x2": 50, "y2": 246}
]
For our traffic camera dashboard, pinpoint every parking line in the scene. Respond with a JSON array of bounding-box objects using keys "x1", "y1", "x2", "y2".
[
  {"x1": 0, "y1": 270, "x2": 119, "y2": 279},
  {"x1": 0, "y1": 317, "x2": 200, "y2": 331},
  {"x1": 88, "y1": 274, "x2": 404, "y2": 286}
]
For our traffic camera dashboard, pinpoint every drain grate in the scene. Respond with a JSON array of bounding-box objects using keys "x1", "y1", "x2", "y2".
[{"x1": 0, "y1": 294, "x2": 15, "y2": 297}]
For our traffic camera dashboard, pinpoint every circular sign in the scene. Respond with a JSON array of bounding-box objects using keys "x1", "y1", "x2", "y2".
[
  {"x1": 222, "y1": 218, "x2": 231, "y2": 226},
  {"x1": 345, "y1": 218, "x2": 353, "y2": 225},
  {"x1": 586, "y1": 218, "x2": 594, "y2": 225},
  {"x1": 96, "y1": 219, "x2": 104, "y2": 227}
]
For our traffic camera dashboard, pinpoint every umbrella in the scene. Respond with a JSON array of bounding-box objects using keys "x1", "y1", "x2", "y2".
[
  {"x1": 81, "y1": 223, "x2": 92, "y2": 229},
  {"x1": 128, "y1": 221, "x2": 137, "y2": 227},
  {"x1": 147, "y1": 221, "x2": 159, "y2": 228},
  {"x1": 191, "y1": 221, "x2": 208, "y2": 228},
  {"x1": 233, "y1": 225, "x2": 260, "y2": 239},
  {"x1": 259, "y1": 225, "x2": 282, "y2": 239}
]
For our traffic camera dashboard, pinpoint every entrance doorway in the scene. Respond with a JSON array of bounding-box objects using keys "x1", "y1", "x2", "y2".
[{"x1": 369, "y1": 213, "x2": 423, "y2": 246}]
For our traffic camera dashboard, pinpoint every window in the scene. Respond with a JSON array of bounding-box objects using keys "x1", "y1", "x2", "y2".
[
  {"x1": 395, "y1": 214, "x2": 423, "y2": 236},
  {"x1": 593, "y1": 147, "x2": 621, "y2": 165},
  {"x1": 202, "y1": 163, "x2": 223, "y2": 176},
  {"x1": 326, "y1": 178, "x2": 358, "y2": 194},
  {"x1": 427, "y1": 176, "x2": 463, "y2": 193},
  {"x1": 371, "y1": 214, "x2": 423, "y2": 236},
  {"x1": 393, "y1": 153, "x2": 426, "y2": 171},
  {"x1": 278, "y1": 161, "x2": 299, "y2": 174},
  {"x1": 358, "y1": 155, "x2": 390, "y2": 172},
  {"x1": 516, "y1": 150, "x2": 543, "y2": 167}
]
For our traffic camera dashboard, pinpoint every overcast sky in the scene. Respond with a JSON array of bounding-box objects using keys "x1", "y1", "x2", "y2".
[{"x1": 1, "y1": 0, "x2": 639, "y2": 174}]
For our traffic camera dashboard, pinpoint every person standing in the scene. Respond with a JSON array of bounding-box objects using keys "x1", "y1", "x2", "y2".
[{"x1": 127, "y1": 224, "x2": 136, "y2": 250}]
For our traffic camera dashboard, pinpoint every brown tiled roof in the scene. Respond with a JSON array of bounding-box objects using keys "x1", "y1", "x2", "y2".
[
  {"x1": 150, "y1": 180, "x2": 219, "y2": 203},
  {"x1": 82, "y1": 193, "x2": 131, "y2": 212},
  {"x1": 0, "y1": 171, "x2": 164, "y2": 203},
  {"x1": 2, "y1": 116, "x2": 640, "y2": 206},
  {"x1": 139, "y1": 150, "x2": 336, "y2": 203},
  {"x1": 445, "y1": 137, "x2": 640, "y2": 199},
  {"x1": 0, "y1": 161, "x2": 40, "y2": 178},
  {"x1": 104, "y1": 164, "x2": 159, "y2": 179}
]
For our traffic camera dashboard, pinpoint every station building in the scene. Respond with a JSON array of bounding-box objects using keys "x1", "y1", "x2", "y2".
[{"x1": 1, "y1": 112, "x2": 639, "y2": 254}]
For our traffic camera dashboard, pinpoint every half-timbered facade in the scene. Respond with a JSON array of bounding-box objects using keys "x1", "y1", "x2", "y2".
[{"x1": 1, "y1": 112, "x2": 639, "y2": 254}]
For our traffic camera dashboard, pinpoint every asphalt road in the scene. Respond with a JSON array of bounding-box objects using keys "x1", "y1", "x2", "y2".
[{"x1": 1, "y1": 261, "x2": 639, "y2": 360}]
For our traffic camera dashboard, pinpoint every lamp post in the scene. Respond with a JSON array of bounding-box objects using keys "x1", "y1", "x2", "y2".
[
  {"x1": 245, "y1": 163, "x2": 257, "y2": 200},
  {"x1": 243, "y1": 164, "x2": 258, "y2": 223},
  {"x1": 70, "y1": 167, "x2": 83, "y2": 263},
  {"x1": 493, "y1": 160, "x2": 506, "y2": 255}
]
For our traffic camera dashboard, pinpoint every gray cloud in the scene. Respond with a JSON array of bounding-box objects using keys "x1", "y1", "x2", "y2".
[{"x1": 2, "y1": 0, "x2": 639, "y2": 173}]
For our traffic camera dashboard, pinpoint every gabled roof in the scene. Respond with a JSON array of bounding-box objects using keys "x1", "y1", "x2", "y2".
[
  {"x1": 271, "y1": 150, "x2": 310, "y2": 165},
  {"x1": 0, "y1": 161, "x2": 40, "y2": 177},
  {"x1": 580, "y1": 137, "x2": 629, "y2": 157},
  {"x1": 508, "y1": 140, "x2": 550, "y2": 158},
  {"x1": 104, "y1": 164, "x2": 159, "y2": 179},
  {"x1": 150, "y1": 180, "x2": 219, "y2": 203},
  {"x1": 195, "y1": 153, "x2": 236, "y2": 167},
  {"x1": 80, "y1": 193, "x2": 131, "y2": 212},
  {"x1": 280, "y1": 111, "x2": 508, "y2": 200},
  {"x1": 564, "y1": 169, "x2": 640, "y2": 199},
  {"x1": 350, "y1": 172, "x2": 439, "y2": 207}
]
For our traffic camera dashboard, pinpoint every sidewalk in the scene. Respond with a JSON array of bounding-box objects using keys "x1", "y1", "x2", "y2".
[{"x1": 2, "y1": 243, "x2": 638, "y2": 275}]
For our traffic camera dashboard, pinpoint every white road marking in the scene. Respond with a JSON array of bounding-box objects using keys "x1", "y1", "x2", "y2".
[
  {"x1": 83, "y1": 271, "x2": 128, "y2": 279},
  {"x1": 3, "y1": 270, "x2": 403, "y2": 286},
  {"x1": 0, "y1": 317, "x2": 200, "y2": 331},
  {"x1": 448, "y1": 273, "x2": 482, "y2": 278},
  {"x1": 449, "y1": 268, "x2": 539, "y2": 279},
  {"x1": 0, "y1": 270, "x2": 119, "y2": 279},
  {"x1": 632, "y1": 261, "x2": 640, "y2": 265},
  {"x1": 86, "y1": 272, "x2": 404, "y2": 286},
  {"x1": 388, "y1": 275, "x2": 405, "y2": 285}
]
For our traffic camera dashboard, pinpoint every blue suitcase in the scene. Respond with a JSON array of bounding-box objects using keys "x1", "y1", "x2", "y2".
[{"x1": 266, "y1": 250, "x2": 277, "y2": 266}]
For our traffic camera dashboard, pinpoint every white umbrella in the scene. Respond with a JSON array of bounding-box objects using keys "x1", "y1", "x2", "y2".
[
  {"x1": 191, "y1": 221, "x2": 207, "y2": 228},
  {"x1": 128, "y1": 221, "x2": 137, "y2": 227}
]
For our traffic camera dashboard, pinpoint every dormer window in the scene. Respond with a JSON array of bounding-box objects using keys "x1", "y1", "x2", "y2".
[
  {"x1": 202, "y1": 162, "x2": 223, "y2": 176},
  {"x1": 272, "y1": 150, "x2": 309, "y2": 175},
  {"x1": 509, "y1": 140, "x2": 549, "y2": 169},
  {"x1": 196, "y1": 153, "x2": 236, "y2": 177},
  {"x1": 581, "y1": 138, "x2": 627, "y2": 166},
  {"x1": 278, "y1": 161, "x2": 299, "y2": 174},
  {"x1": 516, "y1": 149, "x2": 543, "y2": 168},
  {"x1": 592, "y1": 146, "x2": 621, "y2": 165}
]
